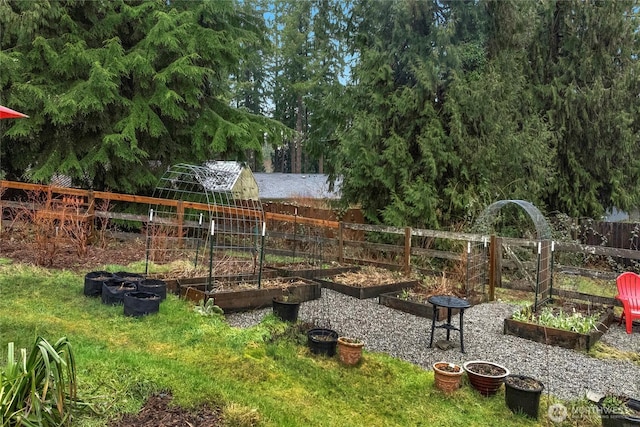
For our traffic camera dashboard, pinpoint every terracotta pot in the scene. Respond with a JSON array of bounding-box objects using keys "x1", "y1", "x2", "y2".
[
  {"x1": 433, "y1": 362, "x2": 464, "y2": 394},
  {"x1": 337, "y1": 337, "x2": 364, "y2": 366},
  {"x1": 463, "y1": 360, "x2": 509, "y2": 397}
]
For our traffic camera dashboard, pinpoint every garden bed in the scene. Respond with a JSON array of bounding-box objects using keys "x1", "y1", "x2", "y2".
[
  {"x1": 162, "y1": 269, "x2": 280, "y2": 294},
  {"x1": 180, "y1": 277, "x2": 321, "y2": 312},
  {"x1": 503, "y1": 302, "x2": 615, "y2": 351},
  {"x1": 271, "y1": 264, "x2": 360, "y2": 280},
  {"x1": 313, "y1": 265, "x2": 421, "y2": 299},
  {"x1": 379, "y1": 291, "x2": 485, "y2": 319}
]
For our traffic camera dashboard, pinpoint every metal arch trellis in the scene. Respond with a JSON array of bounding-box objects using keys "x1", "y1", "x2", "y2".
[
  {"x1": 145, "y1": 162, "x2": 266, "y2": 290},
  {"x1": 472, "y1": 200, "x2": 555, "y2": 311},
  {"x1": 474, "y1": 200, "x2": 552, "y2": 240}
]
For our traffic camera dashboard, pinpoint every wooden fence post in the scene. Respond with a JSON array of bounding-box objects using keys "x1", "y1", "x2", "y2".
[
  {"x1": 87, "y1": 190, "x2": 95, "y2": 240},
  {"x1": 404, "y1": 227, "x2": 411, "y2": 275},
  {"x1": 338, "y1": 222, "x2": 344, "y2": 263}
]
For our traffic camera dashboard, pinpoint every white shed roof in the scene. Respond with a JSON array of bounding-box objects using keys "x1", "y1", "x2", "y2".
[{"x1": 254, "y1": 173, "x2": 341, "y2": 200}]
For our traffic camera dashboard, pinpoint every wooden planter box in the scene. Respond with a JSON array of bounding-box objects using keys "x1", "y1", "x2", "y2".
[
  {"x1": 180, "y1": 277, "x2": 321, "y2": 313},
  {"x1": 379, "y1": 292, "x2": 485, "y2": 319},
  {"x1": 314, "y1": 278, "x2": 420, "y2": 299},
  {"x1": 503, "y1": 307, "x2": 615, "y2": 351},
  {"x1": 272, "y1": 266, "x2": 360, "y2": 280},
  {"x1": 162, "y1": 268, "x2": 280, "y2": 294}
]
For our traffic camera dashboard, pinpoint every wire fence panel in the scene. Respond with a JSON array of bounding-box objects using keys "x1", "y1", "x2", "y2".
[{"x1": 466, "y1": 240, "x2": 489, "y2": 300}]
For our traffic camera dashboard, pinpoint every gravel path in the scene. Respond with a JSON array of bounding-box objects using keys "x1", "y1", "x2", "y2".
[{"x1": 226, "y1": 289, "x2": 640, "y2": 401}]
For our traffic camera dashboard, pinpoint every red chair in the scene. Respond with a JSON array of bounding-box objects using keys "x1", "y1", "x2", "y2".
[{"x1": 615, "y1": 272, "x2": 640, "y2": 334}]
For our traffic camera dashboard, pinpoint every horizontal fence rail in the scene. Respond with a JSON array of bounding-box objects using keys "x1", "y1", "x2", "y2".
[{"x1": 2, "y1": 179, "x2": 639, "y2": 298}]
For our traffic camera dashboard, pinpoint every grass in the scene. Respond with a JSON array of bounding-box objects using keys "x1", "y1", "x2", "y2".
[
  {"x1": 0, "y1": 262, "x2": 600, "y2": 426},
  {"x1": 589, "y1": 342, "x2": 640, "y2": 367},
  {"x1": 553, "y1": 274, "x2": 617, "y2": 298}
]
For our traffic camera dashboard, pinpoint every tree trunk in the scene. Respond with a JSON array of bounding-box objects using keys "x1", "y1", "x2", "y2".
[{"x1": 295, "y1": 95, "x2": 304, "y2": 174}]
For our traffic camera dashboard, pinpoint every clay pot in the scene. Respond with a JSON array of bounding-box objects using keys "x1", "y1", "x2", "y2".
[
  {"x1": 337, "y1": 337, "x2": 364, "y2": 366},
  {"x1": 433, "y1": 362, "x2": 464, "y2": 394}
]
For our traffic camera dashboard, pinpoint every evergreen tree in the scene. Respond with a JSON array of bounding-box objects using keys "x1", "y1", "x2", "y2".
[
  {"x1": 332, "y1": 0, "x2": 482, "y2": 227},
  {"x1": 528, "y1": 0, "x2": 640, "y2": 218},
  {"x1": 267, "y1": 0, "x2": 347, "y2": 174},
  {"x1": 0, "y1": 0, "x2": 284, "y2": 192},
  {"x1": 443, "y1": 0, "x2": 554, "y2": 222}
]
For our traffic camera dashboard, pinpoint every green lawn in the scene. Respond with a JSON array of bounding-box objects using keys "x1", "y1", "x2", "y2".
[{"x1": 0, "y1": 262, "x2": 599, "y2": 426}]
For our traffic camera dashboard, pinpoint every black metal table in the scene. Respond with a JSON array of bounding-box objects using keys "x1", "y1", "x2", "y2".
[{"x1": 428, "y1": 295, "x2": 471, "y2": 353}]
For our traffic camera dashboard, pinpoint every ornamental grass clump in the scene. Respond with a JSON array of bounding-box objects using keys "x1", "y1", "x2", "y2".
[{"x1": 0, "y1": 337, "x2": 77, "y2": 426}]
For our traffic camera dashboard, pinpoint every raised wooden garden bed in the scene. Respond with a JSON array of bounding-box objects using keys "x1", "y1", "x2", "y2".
[
  {"x1": 315, "y1": 278, "x2": 421, "y2": 299},
  {"x1": 503, "y1": 305, "x2": 615, "y2": 351},
  {"x1": 272, "y1": 265, "x2": 360, "y2": 280},
  {"x1": 180, "y1": 277, "x2": 321, "y2": 312},
  {"x1": 379, "y1": 291, "x2": 485, "y2": 319},
  {"x1": 162, "y1": 269, "x2": 280, "y2": 294}
]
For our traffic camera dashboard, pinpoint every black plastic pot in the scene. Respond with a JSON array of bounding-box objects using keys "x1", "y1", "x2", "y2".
[
  {"x1": 138, "y1": 279, "x2": 167, "y2": 301},
  {"x1": 601, "y1": 414, "x2": 640, "y2": 427},
  {"x1": 102, "y1": 281, "x2": 137, "y2": 305},
  {"x1": 84, "y1": 271, "x2": 114, "y2": 297},
  {"x1": 504, "y1": 375, "x2": 544, "y2": 419},
  {"x1": 272, "y1": 297, "x2": 301, "y2": 322},
  {"x1": 123, "y1": 292, "x2": 161, "y2": 317},
  {"x1": 599, "y1": 397, "x2": 640, "y2": 427},
  {"x1": 307, "y1": 328, "x2": 338, "y2": 357}
]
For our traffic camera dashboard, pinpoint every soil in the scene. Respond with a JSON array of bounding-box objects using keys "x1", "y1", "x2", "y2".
[
  {"x1": 0, "y1": 227, "x2": 147, "y2": 271},
  {"x1": 505, "y1": 376, "x2": 543, "y2": 391},
  {"x1": 465, "y1": 362, "x2": 507, "y2": 377},
  {"x1": 107, "y1": 393, "x2": 223, "y2": 427},
  {"x1": 434, "y1": 363, "x2": 462, "y2": 373}
]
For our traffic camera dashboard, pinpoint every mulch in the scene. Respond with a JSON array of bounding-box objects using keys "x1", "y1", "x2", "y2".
[
  {"x1": 0, "y1": 229, "x2": 147, "y2": 271},
  {"x1": 107, "y1": 393, "x2": 223, "y2": 427}
]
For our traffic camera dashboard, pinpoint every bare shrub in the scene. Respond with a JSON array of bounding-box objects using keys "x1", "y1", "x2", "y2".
[
  {"x1": 93, "y1": 198, "x2": 112, "y2": 249},
  {"x1": 59, "y1": 196, "x2": 91, "y2": 258},
  {"x1": 8, "y1": 189, "x2": 63, "y2": 266},
  {"x1": 146, "y1": 221, "x2": 177, "y2": 263}
]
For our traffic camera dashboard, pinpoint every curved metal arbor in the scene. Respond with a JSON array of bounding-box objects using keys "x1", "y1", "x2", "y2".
[
  {"x1": 473, "y1": 199, "x2": 552, "y2": 240},
  {"x1": 473, "y1": 200, "x2": 554, "y2": 310},
  {"x1": 145, "y1": 162, "x2": 265, "y2": 288}
]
